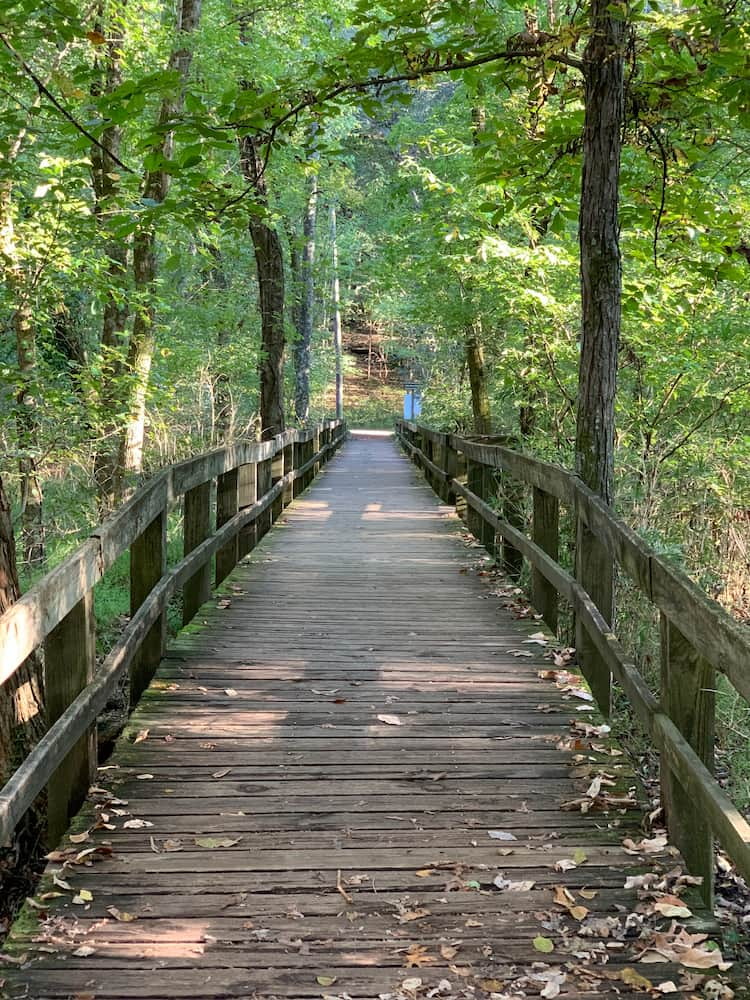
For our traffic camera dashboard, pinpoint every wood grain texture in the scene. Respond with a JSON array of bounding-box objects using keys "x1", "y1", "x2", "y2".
[{"x1": 3, "y1": 433, "x2": 741, "y2": 999}]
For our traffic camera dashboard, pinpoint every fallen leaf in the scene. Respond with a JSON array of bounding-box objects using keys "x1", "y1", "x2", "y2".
[
  {"x1": 579, "y1": 888, "x2": 598, "y2": 900},
  {"x1": 72, "y1": 945, "x2": 96, "y2": 957},
  {"x1": 194, "y1": 837, "x2": 241, "y2": 849},
  {"x1": 212, "y1": 768, "x2": 232, "y2": 778},
  {"x1": 133, "y1": 729, "x2": 149, "y2": 743},
  {"x1": 72, "y1": 889, "x2": 93, "y2": 905},
  {"x1": 533, "y1": 935, "x2": 554, "y2": 954},
  {"x1": 396, "y1": 907, "x2": 431, "y2": 923},
  {"x1": 107, "y1": 906, "x2": 137, "y2": 922},
  {"x1": 554, "y1": 858, "x2": 577, "y2": 872},
  {"x1": 653, "y1": 897, "x2": 692, "y2": 919},
  {"x1": 377, "y1": 713, "x2": 402, "y2": 726},
  {"x1": 136, "y1": 773, "x2": 154, "y2": 780},
  {"x1": 415, "y1": 868, "x2": 435, "y2": 877},
  {"x1": 488, "y1": 830, "x2": 517, "y2": 841},
  {"x1": 622, "y1": 834, "x2": 668, "y2": 854},
  {"x1": 656, "y1": 982, "x2": 677, "y2": 994},
  {"x1": 162, "y1": 839, "x2": 183, "y2": 852},
  {"x1": 403, "y1": 944, "x2": 435, "y2": 968},
  {"x1": 316, "y1": 975, "x2": 337, "y2": 987},
  {"x1": 440, "y1": 944, "x2": 458, "y2": 960},
  {"x1": 573, "y1": 847, "x2": 588, "y2": 864},
  {"x1": 224, "y1": 688, "x2": 238, "y2": 697},
  {"x1": 69, "y1": 831, "x2": 90, "y2": 844},
  {"x1": 401, "y1": 978, "x2": 423, "y2": 993},
  {"x1": 123, "y1": 819, "x2": 153, "y2": 829}
]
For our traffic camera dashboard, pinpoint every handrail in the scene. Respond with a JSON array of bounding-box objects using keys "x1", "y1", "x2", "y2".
[
  {"x1": 0, "y1": 420, "x2": 346, "y2": 845},
  {"x1": 396, "y1": 418, "x2": 750, "y2": 906}
]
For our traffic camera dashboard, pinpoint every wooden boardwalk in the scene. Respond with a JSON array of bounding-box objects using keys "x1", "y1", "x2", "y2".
[{"x1": 3, "y1": 432, "x2": 735, "y2": 998}]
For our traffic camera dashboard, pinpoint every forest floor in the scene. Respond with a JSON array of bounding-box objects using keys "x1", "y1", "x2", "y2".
[{"x1": 323, "y1": 335, "x2": 404, "y2": 429}]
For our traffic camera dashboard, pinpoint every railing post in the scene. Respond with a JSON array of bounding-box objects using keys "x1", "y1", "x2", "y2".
[
  {"x1": 45, "y1": 590, "x2": 95, "y2": 845},
  {"x1": 183, "y1": 482, "x2": 211, "y2": 625},
  {"x1": 575, "y1": 514, "x2": 613, "y2": 714},
  {"x1": 465, "y1": 458, "x2": 483, "y2": 538},
  {"x1": 435, "y1": 433, "x2": 451, "y2": 503},
  {"x1": 444, "y1": 435, "x2": 459, "y2": 507},
  {"x1": 283, "y1": 437, "x2": 295, "y2": 507},
  {"x1": 271, "y1": 445, "x2": 284, "y2": 523},
  {"x1": 238, "y1": 462, "x2": 257, "y2": 559},
  {"x1": 130, "y1": 509, "x2": 166, "y2": 706},
  {"x1": 660, "y1": 613, "x2": 715, "y2": 906},
  {"x1": 313, "y1": 429, "x2": 321, "y2": 477},
  {"x1": 532, "y1": 487, "x2": 559, "y2": 631},
  {"x1": 216, "y1": 466, "x2": 239, "y2": 585},
  {"x1": 258, "y1": 456, "x2": 274, "y2": 539},
  {"x1": 293, "y1": 439, "x2": 305, "y2": 498},
  {"x1": 501, "y1": 475, "x2": 524, "y2": 581},
  {"x1": 479, "y1": 463, "x2": 497, "y2": 557}
]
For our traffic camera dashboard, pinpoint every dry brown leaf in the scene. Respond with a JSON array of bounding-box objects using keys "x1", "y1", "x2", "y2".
[
  {"x1": 439, "y1": 944, "x2": 458, "y2": 960},
  {"x1": 396, "y1": 907, "x2": 431, "y2": 923},
  {"x1": 133, "y1": 729, "x2": 149, "y2": 743},
  {"x1": 377, "y1": 713, "x2": 402, "y2": 726},
  {"x1": 403, "y1": 944, "x2": 435, "y2": 968}
]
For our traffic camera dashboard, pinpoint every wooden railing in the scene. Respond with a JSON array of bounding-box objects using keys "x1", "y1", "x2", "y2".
[
  {"x1": 0, "y1": 420, "x2": 346, "y2": 847},
  {"x1": 396, "y1": 419, "x2": 750, "y2": 905}
]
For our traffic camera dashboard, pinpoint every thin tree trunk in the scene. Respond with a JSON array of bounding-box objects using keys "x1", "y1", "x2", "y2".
[
  {"x1": 294, "y1": 174, "x2": 318, "y2": 424},
  {"x1": 239, "y1": 134, "x2": 286, "y2": 440},
  {"x1": 91, "y1": 1, "x2": 130, "y2": 511},
  {"x1": 465, "y1": 321, "x2": 492, "y2": 435},
  {"x1": 0, "y1": 473, "x2": 46, "y2": 904},
  {"x1": 575, "y1": 0, "x2": 624, "y2": 507},
  {"x1": 115, "y1": 0, "x2": 202, "y2": 494},
  {"x1": 330, "y1": 204, "x2": 343, "y2": 421},
  {"x1": 209, "y1": 247, "x2": 232, "y2": 442},
  {"x1": 574, "y1": 0, "x2": 626, "y2": 711}
]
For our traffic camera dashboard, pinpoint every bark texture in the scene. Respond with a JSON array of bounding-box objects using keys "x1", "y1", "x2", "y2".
[
  {"x1": 465, "y1": 322, "x2": 492, "y2": 435},
  {"x1": 91, "y1": 3, "x2": 130, "y2": 510},
  {"x1": 330, "y1": 204, "x2": 343, "y2": 421},
  {"x1": 116, "y1": 0, "x2": 202, "y2": 491},
  {"x1": 239, "y1": 134, "x2": 286, "y2": 440},
  {"x1": 575, "y1": 0, "x2": 625, "y2": 504},
  {"x1": 293, "y1": 174, "x2": 318, "y2": 424},
  {"x1": 574, "y1": 0, "x2": 626, "y2": 713}
]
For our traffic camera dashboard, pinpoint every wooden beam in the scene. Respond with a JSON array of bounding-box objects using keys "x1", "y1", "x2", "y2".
[
  {"x1": 660, "y1": 613, "x2": 715, "y2": 905},
  {"x1": 238, "y1": 463, "x2": 257, "y2": 559},
  {"x1": 216, "y1": 468, "x2": 239, "y2": 586},
  {"x1": 44, "y1": 591, "x2": 95, "y2": 846},
  {"x1": 129, "y1": 510, "x2": 166, "y2": 707},
  {"x1": 532, "y1": 487, "x2": 559, "y2": 633},
  {"x1": 182, "y1": 482, "x2": 212, "y2": 625}
]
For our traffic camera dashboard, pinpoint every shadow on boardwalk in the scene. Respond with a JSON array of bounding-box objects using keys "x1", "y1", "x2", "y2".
[{"x1": 2, "y1": 433, "x2": 742, "y2": 999}]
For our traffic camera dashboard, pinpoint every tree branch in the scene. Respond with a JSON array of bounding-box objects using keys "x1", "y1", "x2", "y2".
[{"x1": 0, "y1": 32, "x2": 137, "y2": 175}]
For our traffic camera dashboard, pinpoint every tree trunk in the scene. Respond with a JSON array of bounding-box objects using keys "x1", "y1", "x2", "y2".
[
  {"x1": 0, "y1": 473, "x2": 46, "y2": 905},
  {"x1": 209, "y1": 247, "x2": 232, "y2": 442},
  {"x1": 294, "y1": 174, "x2": 318, "y2": 424},
  {"x1": 465, "y1": 322, "x2": 492, "y2": 435},
  {"x1": 575, "y1": 0, "x2": 624, "y2": 503},
  {"x1": 91, "y1": 2, "x2": 130, "y2": 511},
  {"x1": 330, "y1": 204, "x2": 343, "y2": 421},
  {"x1": 574, "y1": 0, "x2": 626, "y2": 712},
  {"x1": 115, "y1": 0, "x2": 202, "y2": 494},
  {"x1": 0, "y1": 181, "x2": 45, "y2": 567},
  {"x1": 239, "y1": 134, "x2": 286, "y2": 440}
]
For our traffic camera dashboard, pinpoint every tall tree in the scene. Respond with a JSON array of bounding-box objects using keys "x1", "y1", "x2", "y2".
[
  {"x1": 116, "y1": 0, "x2": 202, "y2": 492},
  {"x1": 330, "y1": 202, "x2": 343, "y2": 421},
  {"x1": 574, "y1": 0, "x2": 626, "y2": 710},
  {"x1": 293, "y1": 171, "x2": 318, "y2": 424},
  {"x1": 91, "y1": 0, "x2": 130, "y2": 511}
]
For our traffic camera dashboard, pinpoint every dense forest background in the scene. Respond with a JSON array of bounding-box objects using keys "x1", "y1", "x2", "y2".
[{"x1": 0, "y1": 0, "x2": 749, "y2": 819}]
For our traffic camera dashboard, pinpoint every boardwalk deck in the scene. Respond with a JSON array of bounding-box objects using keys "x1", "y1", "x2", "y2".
[{"x1": 2, "y1": 433, "x2": 740, "y2": 999}]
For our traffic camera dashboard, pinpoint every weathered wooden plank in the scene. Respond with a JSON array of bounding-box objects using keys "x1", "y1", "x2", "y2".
[
  {"x1": 532, "y1": 486, "x2": 559, "y2": 631},
  {"x1": 216, "y1": 466, "x2": 239, "y2": 585},
  {"x1": 660, "y1": 612, "x2": 715, "y2": 905},
  {"x1": 237, "y1": 462, "x2": 257, "y2": 558},
  {"x1": 129, "y1": 509, "x2": 167, "y2": 706},
  {"x1": 182, "y1": 481, "x2": 212, "y2": 625},
  {"x1": 44, "y1": 590, "x2": 95, "y2": 846}
]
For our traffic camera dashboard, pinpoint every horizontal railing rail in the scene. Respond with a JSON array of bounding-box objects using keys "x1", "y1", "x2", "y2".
[
  {"x1": 396, "y1": 418, "x2": 750, "y2": 905},
  {"x1": 0, "y1": 420, "x2": 346, "y2": 846}
]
